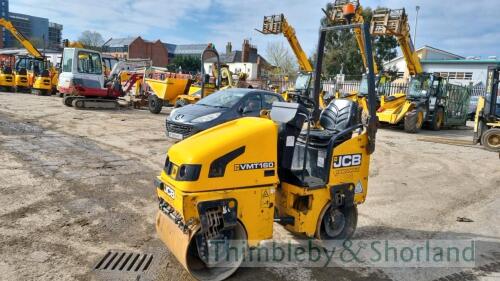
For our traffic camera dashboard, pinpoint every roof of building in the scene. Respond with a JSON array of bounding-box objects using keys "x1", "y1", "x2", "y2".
[
  {"x1": 420, "y1": 59, "x2": 500, "y2": 64},
  {"x1": 384, "y1": 45, "x2": 465, "y2": 65},
  {"x1": 204, "y1": 50, "x2": 267, "y2": 64},
  {"x1": 102, "y1": 37, "x2": 137, "y2": 48},
  {"x1": 165, "y1": 44, "x2": 208, "y2": 56}
]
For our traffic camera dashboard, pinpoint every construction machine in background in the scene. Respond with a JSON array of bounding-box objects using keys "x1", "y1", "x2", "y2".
[
  {"x1": 325, "y1": 0, "x2": 384, "y2": 117},
  {"x1": 473, "y1": 66, "x2": 500, "y2": 152},
  {"x1": 144, "y1": 44, "x2": 230, "y2": 113},
  {"x1": 59, "y1": 47, "x2": 127, "y2": 109},
  {"x1": 0, "y1": 18, "x2": 54, "y2": 95},
  {"x1": 257, "y1": 14, "x2": 329, "y2": 108},
  {"x1": 325, "y1": 0, "x2": 378, "y2": 74},
  {"x1": 0, "y1": 54, "x2": 15, "y2": 92},
  {"x1": 154, "y1": 21, "x2": 378, "y2": 281},
  {"x1": 370, "y1": 8, "x2": 470, "y2": 133}
]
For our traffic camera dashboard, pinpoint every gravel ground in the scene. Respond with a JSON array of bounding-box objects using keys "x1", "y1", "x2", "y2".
[{"x1": 0, "y1": 92, "x2": 498, "y2": 281}]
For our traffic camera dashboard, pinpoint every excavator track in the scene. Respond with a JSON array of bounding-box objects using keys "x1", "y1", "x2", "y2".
[{"x1": 71, "y1": 98, "x2": 120, "y2": 110}]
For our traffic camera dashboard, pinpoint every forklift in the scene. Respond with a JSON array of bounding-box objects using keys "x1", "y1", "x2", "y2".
[
  {"x1": 153, "y1": 21, "x2": 378, "y2": 281},
  {"x1": 473, "y1": 66, "x2": 500, "y2": 152}
]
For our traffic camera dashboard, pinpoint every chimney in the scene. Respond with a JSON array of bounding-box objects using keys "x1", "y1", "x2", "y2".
[
  {"x1": 226, "y1": 42, "x2": 232, "y2": 54},
  {"x1": 242, "y1": 39, "x2": 250, "y2": 62}
]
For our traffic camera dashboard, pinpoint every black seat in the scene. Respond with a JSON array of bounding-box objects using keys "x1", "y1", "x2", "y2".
[
  {"x1": 300, "y1": 99, "x2": 359, "y2": 146},
  {"x1": 40, "y1": 69, "x2": 50, "y2": 78},
  {"x1": 18, "y1": 68, "x2": 27, "y2": 75},
  {"x1": 3, "y1": 66, "x2": 12, "y2": 75}
]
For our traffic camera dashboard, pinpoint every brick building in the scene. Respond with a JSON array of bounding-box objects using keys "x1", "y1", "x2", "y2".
[{"x1": 102, "y1": 37, "x2": 168, "y2": 67}]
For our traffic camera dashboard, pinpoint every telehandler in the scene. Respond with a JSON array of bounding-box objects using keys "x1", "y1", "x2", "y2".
[
  {"x1": 473, "y1": 66, "x2": 500, "y2": 152},
  {"x1": 256, "y1": 13, "x2": 329, "y2": 108},
  {"x1": 154, "y1": 22, "x2": 378, "y2": 281}
]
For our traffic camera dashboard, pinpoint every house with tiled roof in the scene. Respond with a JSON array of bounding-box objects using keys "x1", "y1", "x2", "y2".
[
  {"x1": 102, "y1": 37, "x2": 168, "y2": 67},
  {"x1": 204, "y1": 40, "x2": 271, "y2": 80}
]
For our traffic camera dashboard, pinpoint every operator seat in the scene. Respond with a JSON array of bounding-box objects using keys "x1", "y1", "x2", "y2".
[
  {"x1": 3, "y1": 66, "x2": 12, "y2": 75},
  {"x1": 18, "y1": 68, "x2": 27, "y2": 75},
  {"x1": 300, "y1": 99, "x2": 359, "y2": 146}
]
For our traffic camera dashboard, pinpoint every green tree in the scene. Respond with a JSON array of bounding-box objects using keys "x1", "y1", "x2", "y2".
[
  {"x1": 320, "y1": 4, "x2": 398, "y2": 77},
  {"x1": 168, "y1": 55, "x2": 201, "y2": 73}
]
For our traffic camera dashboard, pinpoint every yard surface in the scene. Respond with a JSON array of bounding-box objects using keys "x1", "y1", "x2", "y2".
[{"x1": 0, "y1": 92, "x2": 499, "y2": 281}]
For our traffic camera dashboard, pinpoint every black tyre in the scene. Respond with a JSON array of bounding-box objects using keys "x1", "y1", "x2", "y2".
[
  {"x1": 404, "y1": 109, "x2": 424, "y2": 133},
  {"x1": 148, "y1": 94, "x2": 163, "y2": 114},
  {"x1": 481, "y1": 128, "x2": 500, "y2": 152},
  {"x1": 317, "y1": 205, "x2": 358, "y2": 240},
  {"x1": 174, "y1": 99, "x2": 189, "y2": 108},
  {"x1": 430, "y1": 107, "x2": 444, "y2": 131}
]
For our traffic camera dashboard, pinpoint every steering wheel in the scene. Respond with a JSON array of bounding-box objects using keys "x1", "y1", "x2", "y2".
[{"x1": 287, "y1": 92, "x2": 316, "y2": 111}]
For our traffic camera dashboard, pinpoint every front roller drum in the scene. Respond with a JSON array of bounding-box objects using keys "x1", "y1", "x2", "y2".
[{"x1": 156, "y1": 211, "x2": 247, "y2": 281}]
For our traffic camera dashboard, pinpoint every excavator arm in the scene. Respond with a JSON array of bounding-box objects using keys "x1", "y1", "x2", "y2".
[
  {"x1": 256, "y1": 14, "x2": 313, "y2": 72},
  {"x1": 326, "y1": 0, "x2": 378, "y2": 74},
  {"x1": 0, "y1": 18, "x2": 44, "y2": 59},
  {"x1": 370, "y1": 8, "x2": 423, "y2": 76}
]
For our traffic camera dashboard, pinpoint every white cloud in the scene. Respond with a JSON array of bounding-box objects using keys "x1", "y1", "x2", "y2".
[{"x1": 9, "y1": 0, "x2": 500, "y2": 59}]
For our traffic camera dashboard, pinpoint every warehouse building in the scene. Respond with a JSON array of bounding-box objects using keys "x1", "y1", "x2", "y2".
[{"x1": 384, "y1": 45, "x2": 500, "y2": 86}]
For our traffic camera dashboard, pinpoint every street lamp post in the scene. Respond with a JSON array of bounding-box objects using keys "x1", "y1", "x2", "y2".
[{"x1": 414, "y1": 5, "x2": 420, "y2": 47}]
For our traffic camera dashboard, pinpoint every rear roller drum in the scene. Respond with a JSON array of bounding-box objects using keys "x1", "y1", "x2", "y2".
[{"x1": 317, "y1": 204, "x2": 358, "y2": 240}]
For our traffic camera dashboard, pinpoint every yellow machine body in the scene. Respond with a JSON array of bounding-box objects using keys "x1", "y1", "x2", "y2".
[
  {"x1": 155, "y1": 118, "x2": 279, "y2": 274},
  {"x1": 376, "y1": 93, "x2": 413, "y2": 124},
  {"x1": 276, "y1": 133, "x2": 370, "y2": 237},
  {"x1": 30, "y1": 72, "x2": 52, "y2": 94},
  {"x1": 155, "y1": 115, "x2": 373, "y2": 278},
  {"x1": 0, "y1": 72, "x2": 15, "y2": 90},
  {"x1": 14, "y1": 72, "x2": 29, "y2": 89},
  {"x1": 145, "y1": 77, "x2": 191, "y2": 105}
]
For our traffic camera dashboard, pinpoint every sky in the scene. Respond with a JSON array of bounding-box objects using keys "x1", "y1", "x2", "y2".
[{"x1": 10, "y1": 0, "x2": 500, "y2": 60}]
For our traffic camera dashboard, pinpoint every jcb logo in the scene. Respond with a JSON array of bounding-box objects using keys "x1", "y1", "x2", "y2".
[{"x1": 333, "y1": 154, "x2": 362, "y2": 169}]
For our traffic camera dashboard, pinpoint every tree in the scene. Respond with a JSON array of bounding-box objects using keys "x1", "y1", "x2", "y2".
[
  {"x1": 265, "y1": 41, "x2": 298, "y2": 79},
  {"x1": 78, "y1": 30, "x2": 104, "y2": 50},
  {"x1": 320, "y1": 4, "x2": 398, "y2": 77},
  {"x1": 168, "y1": 55, "x2": 201, "y2": 73}
]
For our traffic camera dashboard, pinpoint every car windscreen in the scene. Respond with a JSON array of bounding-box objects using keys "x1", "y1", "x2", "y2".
[{"x1": 197, "y1": 90, "x2": 247, "y2": 108}]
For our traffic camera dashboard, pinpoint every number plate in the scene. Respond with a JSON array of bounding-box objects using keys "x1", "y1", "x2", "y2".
[{"x1": 168, "y1": 132, "x2": 183, "y2": 140}]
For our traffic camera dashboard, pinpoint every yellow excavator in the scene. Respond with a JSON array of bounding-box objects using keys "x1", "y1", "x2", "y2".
[
  {"x1": 256, "y1": 14, "x2": 329, "y2": 108},
  {"x1": 473, "y1": 66, "x2": 500, "y2": 152},
  {"x1": 0, "y1": 18, "x2": 53, "y2": 95},
  {"x1": 154, "y1": 20, "x2": 379, "y2": 281}
]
